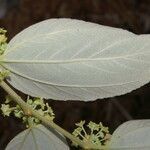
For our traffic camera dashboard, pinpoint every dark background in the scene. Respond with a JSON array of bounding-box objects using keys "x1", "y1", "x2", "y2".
[{"x1": 0, "y1": 0, "x2": 150, "y2": 149}]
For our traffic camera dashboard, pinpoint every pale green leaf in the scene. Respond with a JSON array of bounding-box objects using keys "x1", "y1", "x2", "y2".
[
  {"x1": 1, "y1": 18, "x2": 150, "y2": 100},
  {"x1": 5, "y1": 125, "x2": 69, "y2": 150},
  {"x1": 110, "y1": 120, "x2": 150, "y2": 150}
]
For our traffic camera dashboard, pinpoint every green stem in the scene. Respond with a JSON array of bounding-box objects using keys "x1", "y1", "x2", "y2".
[{"x1": 0, "y1": 81, "x2": 108, "y2": 150}]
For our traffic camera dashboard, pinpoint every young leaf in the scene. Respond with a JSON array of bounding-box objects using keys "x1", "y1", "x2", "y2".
[
  {"x1": 110, "y1": 120, "x2": 150, "y2": 150},
  {"x1": 5, "y1": 125, "x2": 69, "y2": 150},
  {"x1": 1, "y1": 18, "x2": 150, "y2": 100}
]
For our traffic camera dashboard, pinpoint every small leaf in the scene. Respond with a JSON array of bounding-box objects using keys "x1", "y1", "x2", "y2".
[
  {"x1": 2, "y1": 18, "x2": 150, "y2": 100},
  {"x1": 5, "y1": 124, "x2": 69, "y2": 150},
  {"x1": 110, "y1": 120, "x2": 150, "y2": 150}
]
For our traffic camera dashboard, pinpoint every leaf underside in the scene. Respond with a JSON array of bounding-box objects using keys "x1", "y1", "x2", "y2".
[
  {"x1": 2, "y1": 18, "x2": 150, "y2": 101},
  {"x1": 110, "y1": 120, "x2": 150, "y2": 150},
  {"x1": 5, "y1": 125, "x2": 69, "y2": 150}
]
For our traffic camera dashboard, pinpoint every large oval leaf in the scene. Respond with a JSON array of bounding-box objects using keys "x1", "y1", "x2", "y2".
[
  {"x1": 5, "y1": 125, "x2": 69, "y2": 150},
  {"x1": 1, "y1": 18, "x2": 150, "y2": 100},
  {"x1": 110, "y1": 120, "x2": 150, "y2": 150}
]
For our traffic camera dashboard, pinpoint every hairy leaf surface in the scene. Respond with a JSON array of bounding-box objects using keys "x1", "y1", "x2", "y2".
[
  {"x1": 5, "y1": 125, "x2": 69, "y2": 150},
  {"x1": 1, "y1": 18, "x2": 150, "y2": 100},
  {"x1": 110, "y1": 120, "x2": 150, "y2": 150}
]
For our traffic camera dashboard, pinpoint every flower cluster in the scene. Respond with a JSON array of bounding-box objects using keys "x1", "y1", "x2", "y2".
[
  {"x1": 0, "y1": 28, "x2": 7, "y2": 55},
  {"x1": 72, "y1": 120, "x2": 111, "y2": 147},
  {"x1": 1, "y1": 96, "x2": 55, "y2": 127}
]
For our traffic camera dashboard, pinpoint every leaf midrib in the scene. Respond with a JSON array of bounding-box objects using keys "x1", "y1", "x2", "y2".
[
  {"x1": 2, "y1": 64, "x2": 143, "y2": 88},
  {"x1": 2, "y1": 49, "x2": 150, "y2": 64}
]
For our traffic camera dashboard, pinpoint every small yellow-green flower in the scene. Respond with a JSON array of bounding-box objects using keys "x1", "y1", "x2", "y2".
[
  {"x1": 31, "y1": 98, "x2": 45, "y2": 109},
  {"x1": 75, "y1": 120, "x2": 85, "y2": 127},
  {"x1": 0, "y1": 34, "x2": 7, "y2": 43},
  {"x1": 99, "y1": 122, "x2": 109, "y2": 133},
  {"x1": 1, "y1": 104, "x2": 12, "y2": 116},
  {"x1": 88, "y1": 121, "x2": 100, "y2": 132},
  {"x1": 0, "y1": 28, "x2": 7, "y2": 34}
]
